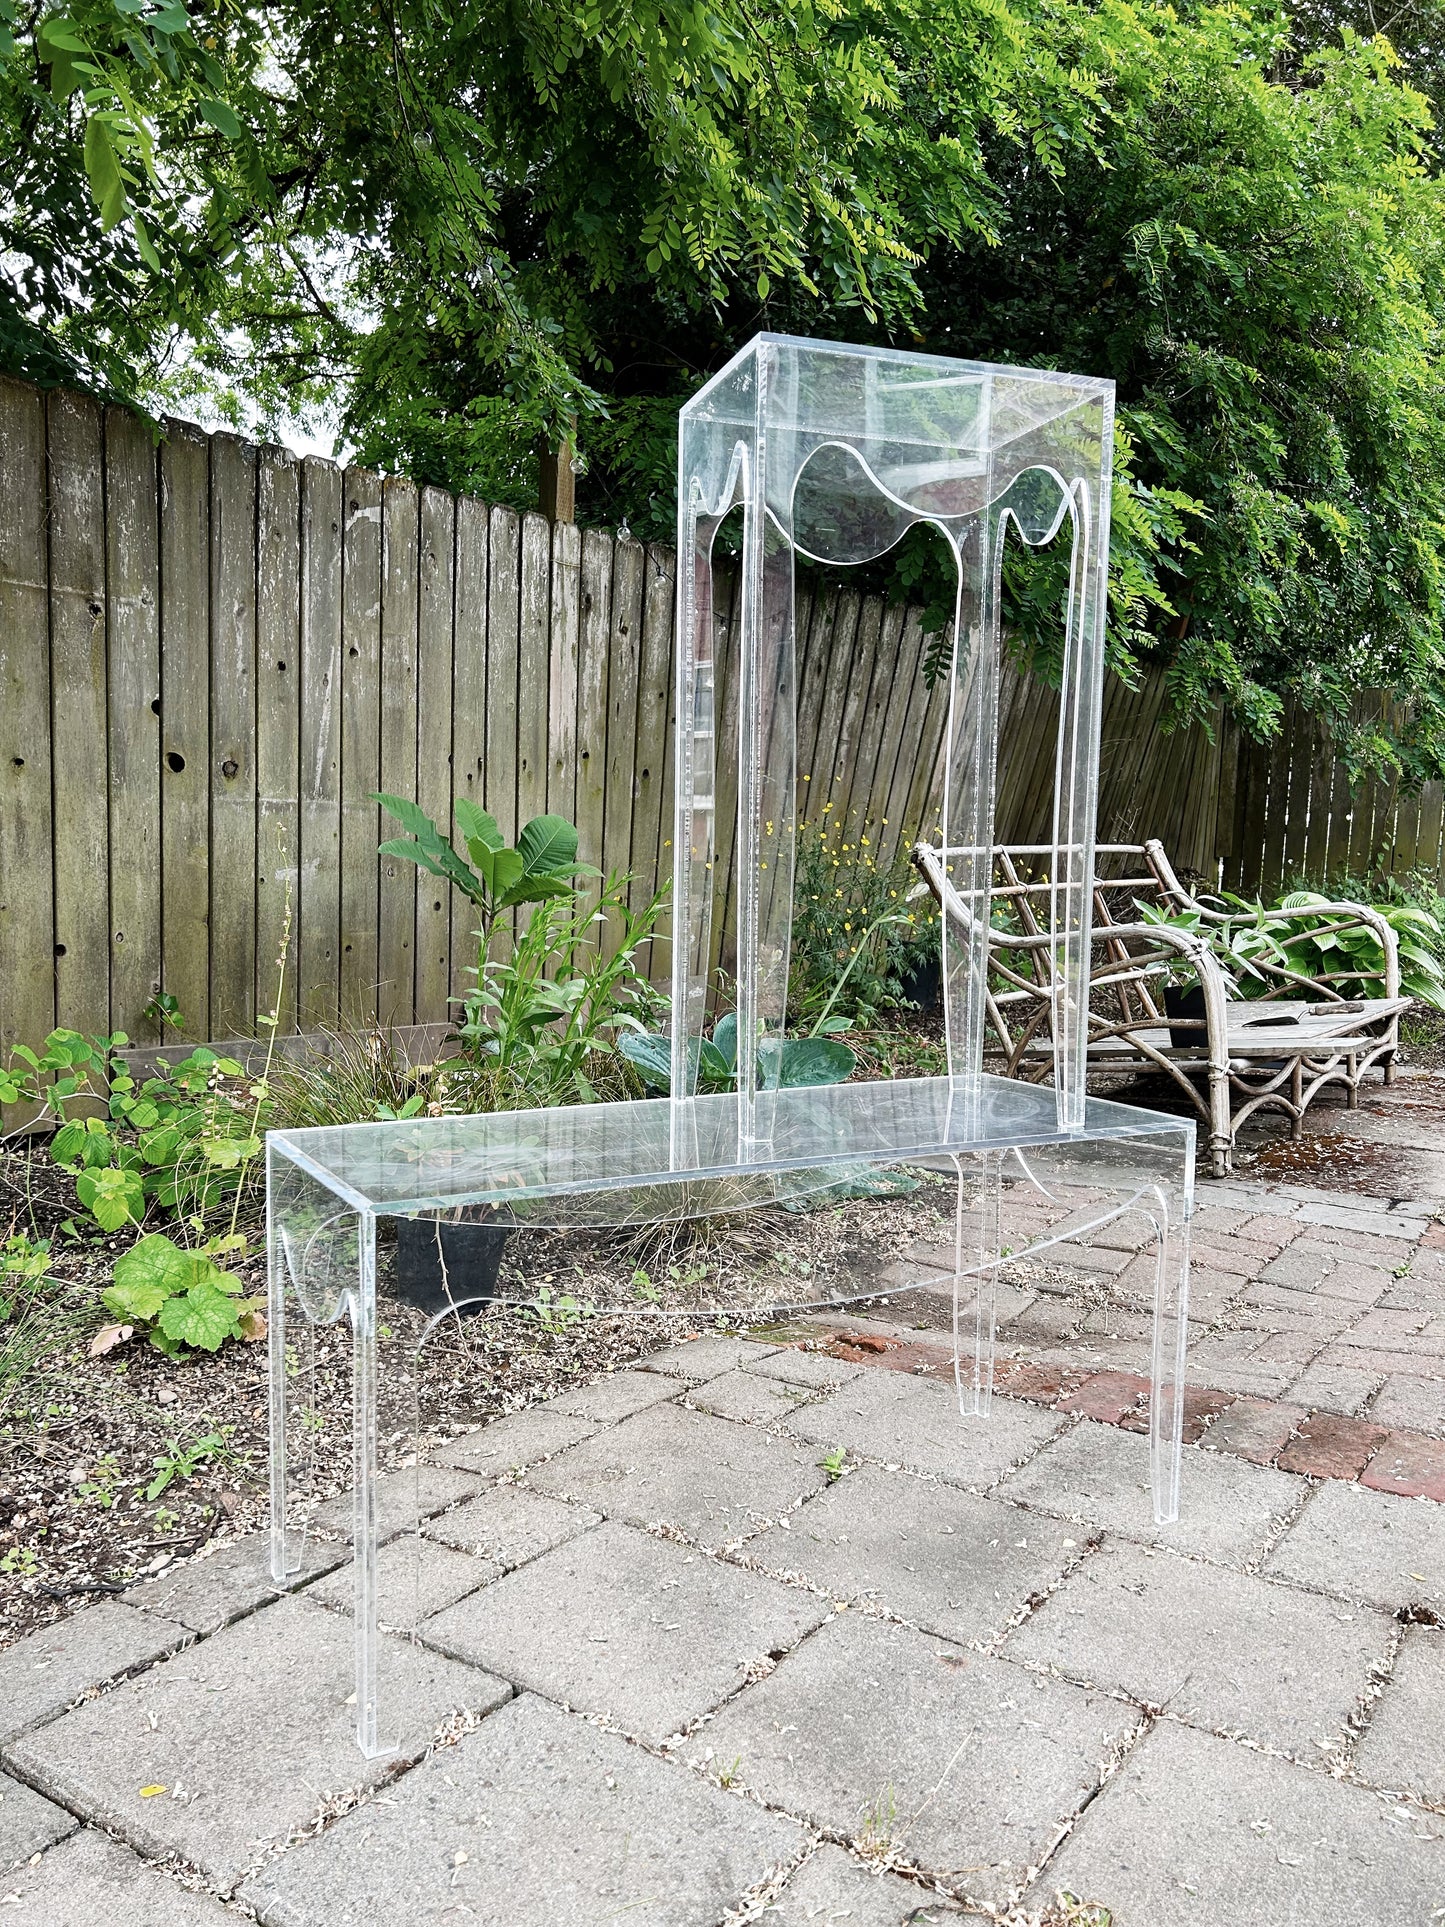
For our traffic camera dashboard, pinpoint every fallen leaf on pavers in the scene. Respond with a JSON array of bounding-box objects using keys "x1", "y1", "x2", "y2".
[
  {"x1": 237, "y1": 1308, "x2": 267, "y2": 1342},
  {"x1": 89, "y1": 1324, "x2": 133, "y2": 1356},
  {"x1": 139, "y1": 1785, "x2": 166, "y2": 1799},
  {"x1": 936, "y1": 1652, "x2": 971, "y2": 1672}
]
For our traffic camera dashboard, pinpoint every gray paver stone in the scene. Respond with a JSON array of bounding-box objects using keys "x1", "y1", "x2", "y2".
[
  {"x1": 745, "y1": 1349, "x2": 862, "y2": 1390},
  {"x1": 1, "y1": 1828, "x2": 237, "y2": 1923},
  {"x1": 240, "y1": 1691, "x2": 802, "y2": 1927},
  {"x1": 1276, "y1": 1184, "x2": 1393, "y2": 1213},
  {"x1": 702, "y1": 1611, "x2": 1138, "y2": 1909},
  {"x1": 1280, "y1": 1358, "x2": 1386, "y2": 1417},
  {"x1": 549, "y1": 1369, "x2": 680, "y2": 1422},
  {"x1": 764, "y1": 1844, "x2": 970, "y2": 1923},
  {"x1": 429, "y1": 1408, "x2": 598, "y2": 1475},
  {"x1": 1353, "y1": 1626, "x2": 1445, "y2": 1802},
  {"x1": 1043, "y1": 1717, "x2": 1445, "y2": 1927},
  {"x1": 996, "y1": 1419, "x2": 1299, "y2": 1564},
  {"x1": 422, "y1": 1519, "x2": 828, "y2": 1744},
  {"x1": 125, "y1": 1533, "x2": 346, "y2": 1636},
  {"x1": 527, "y1": 1400, "x2": 829, "y2": 1548},
  {"x1": 1263, "y1": 1478, "x2": 1445, "y2": 1613},
  {"x1": 0, "y1": 1769, "x2": 76, "y2": 1867},
  {"x1": 1258, "y1": 1243, "x2": 1342, "y2": 1291},
  {"x1": 5, "y1": 1595, "x2": 508, "y2": 1888},
  {"x1": 1297, "y1": 1203, "x2": 1426, "y2": 1240},
  {"x1": 685, "y1": 1369, "x2": 806, "y2": 1425},
  {"x1": 1183, "y1": 1329, "x2": 1313, "y2": 1400},
  {"x1": 1005, "y1": 1537, "x2": 1392, "y2": 1753},
  {"x1": 0, "y1": 1602, "x2": 190, "y2": 1745},
  {"x1": 304, "y1": 1533, "x2": 499, "y2": 1622},
  {"x1": 308, "y1": 1463, "x2": 486, "y2": 1542},
  {"x1": 1369, "y1": 1372, "x2": 1445, "y2": 1437},
  {"x1": 784, "y1": 1369, "x2": 1063, "y2": 1488},
  {"x1": 746, "y1": 1463, "x2": 1081, "y2": 1644},
  {"x1": 640, "y1": 1336, "x2": 782, "y2": 1381},
  {"x1": 424, "y1": 1486, "x2": 601, "y2": 1570}
]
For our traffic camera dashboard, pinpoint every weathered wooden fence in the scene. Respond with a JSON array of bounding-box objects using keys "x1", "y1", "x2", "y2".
[{"x1": 1, "y1": 373, "x2": 1441, "y2": 1055}]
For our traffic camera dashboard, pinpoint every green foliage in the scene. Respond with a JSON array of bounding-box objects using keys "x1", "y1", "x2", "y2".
[
  {"x1": 521, "y1": 1285, "x2": 595, "y2": 1337},
  {"x1": 2, "y1": 1024, "x2": 270, "y2": 1358},
  {"x1": 621, "y1": 1010, "x2": 858, "y2": 1096},
  {"x1": 376, "y1": 796, "x2": 589, "y2": 956},
  {"x1": 3, "y1": 1030, "x2": 263, "y2": 1230},
  {"x1": 789, "y1": 822, "x2": 939, "y2": 1028},
  {"x1": 452, "y1": 876, "x2": 667, "y2": 1107},
  {"x1": 143, "y1": 1426, "x2": 236, "y2": 1499},
  {"x1": 906, "y1": 5, "x2": 1445, "y2": 778},
  {"x1": 103, "y1": 1232, "x2": 260, "y2": 1355},
  {"x1": 1262, "y1": 889, "x2": 1445, "y2": 1007},
  {"x1": 0, "y1": 1230, "x2": 80, "y2": 1417},
  {"x1": 6, "y1": 0, "x2": 1445, "y2": 765},
  {"x1": 266, "y1": 1028, "x2": 449, "y2": 1132},
  {"x1": 1141, "y1": 882, "x2": 1445, "y2": 1008}
]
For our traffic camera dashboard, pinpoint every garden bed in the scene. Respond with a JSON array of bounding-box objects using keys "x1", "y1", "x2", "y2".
[{"x1": 0, "y1": 1132, "x2": 953, "y2": 1649}]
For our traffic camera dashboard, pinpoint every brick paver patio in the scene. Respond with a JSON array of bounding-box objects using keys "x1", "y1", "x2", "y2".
[{"x1": 2, "y1": 1086, "x2": 1444, "y2": 1924}]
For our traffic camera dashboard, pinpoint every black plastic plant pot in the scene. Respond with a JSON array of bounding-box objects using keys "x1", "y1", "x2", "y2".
[
  {"x1": 391, "y1": 1211, "x2": 510, "y2": 1320},
  {"x1": 898, "y1": 952, "x2": 943, "y2": 1013},
  {"x1": 1162, "y1": 984, "x2": 1207, "y2": 1051}
]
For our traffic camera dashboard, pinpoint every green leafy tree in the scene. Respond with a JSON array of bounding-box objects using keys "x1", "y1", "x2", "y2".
[{"x1": 7, "y1": 0, "x2": 1445, "y2": 776}]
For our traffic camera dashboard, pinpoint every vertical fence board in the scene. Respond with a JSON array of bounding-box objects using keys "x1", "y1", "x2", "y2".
[
  {"x1": 339, "y1": 469, "x2": 383, "y2": 1023},
  {"x1": 575, "y1": 527, "x2": 612, "y2": 910},
  {"x1": 869, "y1": 608, "x2": 926, "y2": 864},
  {"x1": 256, "y1": 447, "x2": 301, "y2": 1035},
  {"x1": 415, "y1": 487, "x2": 456, "y2": 1020},
  {"x1": 485, "y1": 507, "x2": 521, "y2": 844},
  {"x1": 377, "y1": 480, "x2": 419, "y2": 1022},
  {"x1": 0, "y1": 379, "x2": 54, "y2": 1062},
  {"x1": 209, "y1": 435, "x2": 258, "y2": 1036},
  {"x1": 880, "y1": 624, "x2": 941, "y2": 854},
  {"x1": 603, "y1": 536, "x2": 645, "y2": 937},
  {"x1": 48, "y1": 391, "x2": 111, "y2": 1040},
  {"x1": 795, "y1": 586, "x2": 839, "y2": 814},
  {"x1": 842, "y1": 600, "x2": 905, "y2": 841},
  {"x1": 104, "y1": 408, "x2": 161, "y2": 1039},
  {"x1": 547, "y1": 521, "x2": 581, "y2": 829},
  {"x1": 515, "y1": 512, "x2": 551, "y2": 837},
  {"x1": 635, "y1": 546, "x2": 675, "y2": 981},
  {"x1": 298, "y1": 458, "x2": 343, "y2": 1028},
  {"x1": 452, "y1": 497, "x2": 489, "y2": 1003},
  {"x1": 158, "y1": 423, "x2": 211, "y2": 1037}
]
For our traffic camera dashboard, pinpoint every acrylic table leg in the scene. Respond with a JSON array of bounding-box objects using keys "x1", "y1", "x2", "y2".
[
  {"x1": 267, "y1": 1143, "x2": 307, "y2": 1585},
  {"x1": 350, "y1": 1209, "x2": 392, "y2": 1760},
  {"x1": 953, "y1": 1150, "x2": 1002, "y2": 1418},
  {"x1": 1149, "y1": 1194, "x2": 1191, "y2": 1525}
]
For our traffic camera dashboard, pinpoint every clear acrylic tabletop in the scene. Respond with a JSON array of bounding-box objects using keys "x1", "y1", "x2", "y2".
[{"x1": 267, "y1": 1073, "x2": 1194, "y2": 1225}]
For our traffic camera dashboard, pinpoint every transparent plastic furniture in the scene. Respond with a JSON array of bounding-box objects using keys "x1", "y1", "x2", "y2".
[{"x1": 268, "y1": 333, "x2": 1193, "y2": 1758}]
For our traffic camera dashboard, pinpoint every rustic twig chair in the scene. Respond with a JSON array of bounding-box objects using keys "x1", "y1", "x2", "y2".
[
  {"x1": 914, "y1": 837, "x2": 1404, "y2": 1177},
  {"x1": 267, "y1": 334, "x2": 1195, "y2": 1758}
]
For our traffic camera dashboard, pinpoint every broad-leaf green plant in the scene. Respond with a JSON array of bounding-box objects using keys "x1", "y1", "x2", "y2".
[
  {"x1": 375, "y1": 795, "x2": 591, "y2": 957},
  {"x1": 102, "y1": 1232, "x2": 262, "y2": 1356},
  {"x1": 451, "y1": 876, "x2": 667, "y2": 1106},
  {"x1": 620, "y1": 1010, "x2": 856, "y2": 1095}
]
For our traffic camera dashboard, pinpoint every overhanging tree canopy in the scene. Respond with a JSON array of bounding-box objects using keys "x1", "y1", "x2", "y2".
[{"x1": 4, "y1": 0, "x2": 1445, "y2": 779}]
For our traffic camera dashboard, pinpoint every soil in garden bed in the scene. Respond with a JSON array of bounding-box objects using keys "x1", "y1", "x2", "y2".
[{"x1": 0, "y1": 1140, "x2": 954, "y2": 1650}]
